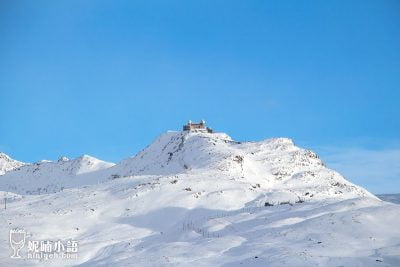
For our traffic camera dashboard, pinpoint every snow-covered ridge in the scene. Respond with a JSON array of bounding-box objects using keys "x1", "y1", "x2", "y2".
[
  {"x1": 113, "y1": 131, "x2": 236, "y2": 176},
  {"x1": 114, "y1": 131, "x2": 313, "y2": 176},
  {"x1": 108, "y1": 130, "x2": 373, "y2": 200},
  {"x1": 0, "y1": 154, "x2": 114, "y2": 194},
  {"x1": 0, "y1": 131, "x2": 373, "y2": 200},
  {"x1": 0, "y1": 129, "x2": 399, "y2": 266},
  {"x1": 0, "y1": 152, "x2": 25, "y2": 175}
]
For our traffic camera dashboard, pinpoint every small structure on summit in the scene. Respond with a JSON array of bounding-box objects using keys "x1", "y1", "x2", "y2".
[{"x1": 183, "y1": 120, "x2": 213, "y2": 133}]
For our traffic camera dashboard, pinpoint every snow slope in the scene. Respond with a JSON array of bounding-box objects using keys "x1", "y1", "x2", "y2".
[
  {"x1": 109, "y1": 131, "x2": 373, "y2": 201},
  {"x1": 0, "y1": 152, "x2": 25, "y2": 175},
  {"x1": 0, "y1": 155, "x2": 114, "y2": 194},
  {"x1": 0, "y1": 130, "x2": 399, "y2": 266}
]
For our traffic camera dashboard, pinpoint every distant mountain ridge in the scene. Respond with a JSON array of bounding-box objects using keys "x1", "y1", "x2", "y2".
[
  {"x1": 0, "y1": 154, "x2": 114, "y2": 194},
  {"x1": 0, "y1": 130, "x2": 373, "y2": 201},
  {"x1": 377, "y1": 194, "x2": 400, "y2": 204}
]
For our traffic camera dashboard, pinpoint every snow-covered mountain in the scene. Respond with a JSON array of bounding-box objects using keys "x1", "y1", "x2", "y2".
[
  {"x1": 109, "y1": 131, "x2": 373, "y2": 202},
  {"x1": 377, "y1": 194, "x2": 400, "y2": 204},
  {"x1": 0, "y1": 129, "x2": 399, "y2": 266},
  {"x1": 0, "y1": 155, "x2": 114, "y2": 194},
  {"x1": 0, "y1": 152, "x2": 25, "y2": 175},
  {"x1": 0, "y1": 131, "x2": 372, "y2": 201}
]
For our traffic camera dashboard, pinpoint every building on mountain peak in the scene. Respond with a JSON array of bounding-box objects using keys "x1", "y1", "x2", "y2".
[
  {"x1": 183, "y1": 120, "x2": 213, "y2": 133},
  {"x1": 58, "y1": 156, "x2": 69, "y2": 162}
]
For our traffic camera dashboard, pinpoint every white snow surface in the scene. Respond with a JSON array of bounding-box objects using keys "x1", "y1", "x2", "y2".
[
  {"x1": 0, "y1": 131, "x2": 399, "y2": 266},
  {"x1": 0, "y1": 155, "x2": 115, "y2": 195},
  {"x1": 0, "y1": 152, "x2": 25, "y2": 175}
]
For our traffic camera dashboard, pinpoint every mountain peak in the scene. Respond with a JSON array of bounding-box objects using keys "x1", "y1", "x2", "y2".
[
  {"x1": 0, "y1": 154, "x2": 115, "y2": 194},
  {"x1": 182, "y1": 119, "x2": 214, "y2": 133},
  {"x1": 105, "y1": 128, "x2": 373, "y2": 201},
  {"x1": 0, "y1": 152, "x2": 13, "y2": 160},
  {"x1": 58, "y1": 156, "x2": 69, "y2": 162},
  {"x1": 113, "y1": 130, "x2": 234, "y2": 176},
  {"x1": 0, "y1": 127, "x2": 372, "y2": 201},
  {"x1": 0, "y1": 152, "x2": 25, "y2": 175}
]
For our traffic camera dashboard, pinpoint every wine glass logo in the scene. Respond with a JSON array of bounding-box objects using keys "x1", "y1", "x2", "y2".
[{"x1": 9, "y1": 229, "x2": 26, "y2": 259}]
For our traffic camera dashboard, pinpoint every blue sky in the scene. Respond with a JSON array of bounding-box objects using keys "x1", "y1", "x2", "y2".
[{"x1": 0, "y1": 1, "x2": 399, "y2": 194}]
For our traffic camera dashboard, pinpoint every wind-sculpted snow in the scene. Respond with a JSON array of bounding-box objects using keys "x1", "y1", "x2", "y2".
[{"x1": 0, "y1": 131, "x2": 398, "y2": 266}]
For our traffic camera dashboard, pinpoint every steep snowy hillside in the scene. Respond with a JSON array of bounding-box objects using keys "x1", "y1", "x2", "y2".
[
  {"x1": 0, "y1": 131, "x2": 372, "y2": 202},
  {"x1": 109, "y1": 131, "x2": 373, "y2": 201},
  {"x1": 0, "y1": 129, "x2": 399, "y2": 266},
  {"x1": 0, "y1": 155, "x2": 114, "y2": 194},
  {"x1": 0, "y1": 152, "x2": 25, "y2": 175}
]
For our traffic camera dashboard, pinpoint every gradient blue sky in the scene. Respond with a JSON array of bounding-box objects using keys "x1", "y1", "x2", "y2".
[{"x1": 0, "y1": 1, "x2": 399, "y2": 193}]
